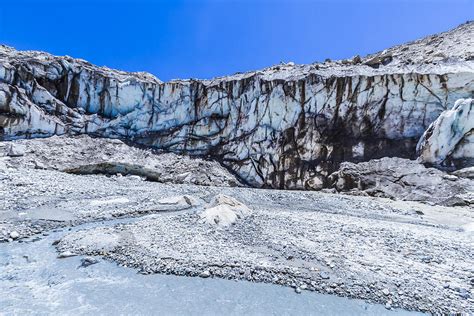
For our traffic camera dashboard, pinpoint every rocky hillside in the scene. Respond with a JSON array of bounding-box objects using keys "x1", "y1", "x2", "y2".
[{"x1": 1, "y1": 22, "x2": 473, "y2": 188}]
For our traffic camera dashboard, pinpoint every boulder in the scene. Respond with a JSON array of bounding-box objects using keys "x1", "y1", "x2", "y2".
[
  {"x1": 63, "y1": 162, "x2": 162, "y2": 182},
  {"x1": 57, "y1": 251, "x2": 77, "y2": 259},
  {"x1": 80, "y1": 257, "x2": 99, "y2": 267},
  {"x1": 328, "y1": 157, "x2": 473, "y2": 206}
]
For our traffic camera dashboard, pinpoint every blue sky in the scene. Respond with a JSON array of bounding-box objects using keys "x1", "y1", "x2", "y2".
[{"x1": 0, "y1": 0, "x2": 472, "y2": 81}]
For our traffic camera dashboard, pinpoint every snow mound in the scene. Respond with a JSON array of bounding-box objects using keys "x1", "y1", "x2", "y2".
[{"x1": 200, "y1": 195, "x2": 251, "y2": 227}]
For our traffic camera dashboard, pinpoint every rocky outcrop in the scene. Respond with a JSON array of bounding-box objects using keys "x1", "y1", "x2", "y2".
[
  {"x1": 328, "y1": 157, "x2": 474, "y2": 206},
  {"x1": 417, "y1": 98, "x2": 473, "y2": 168},
  {"x1": 1, "y1": 22, "x2": 473, "y2": 189}
]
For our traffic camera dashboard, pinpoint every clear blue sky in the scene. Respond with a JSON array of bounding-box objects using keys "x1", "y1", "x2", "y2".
[{"x1": 0, "y1": 0, "x2": 472, "y2": 81}]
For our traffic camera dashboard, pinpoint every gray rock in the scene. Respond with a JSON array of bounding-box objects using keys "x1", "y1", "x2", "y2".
[
  {"x1": 442, "y1": 174, "x2": 458, "y2": 181},
  {"x1": 440, "y1": 196, "x2": 468, "y2": 207},
  {"x1": 80, "y1": 257, "x2": 99, "y2": 267},
  {"x1": 457, "y1": 288, "x2": 470, "y2": 299},
  {"x1": 9, "y1": 231, "x2": 19, "y2": 239},
  {"x1": 34, "y1": 161, "x2": 47, "y2": 170},
  {"x1": 57, "y1": 251, "x2": 77, "y2": 259},
  {"x1": 319, "y1": 271, "x2": 330, "y2": 279},
  {"x1": 199, "y1": 270, "x2": 211, "y2": 278}
]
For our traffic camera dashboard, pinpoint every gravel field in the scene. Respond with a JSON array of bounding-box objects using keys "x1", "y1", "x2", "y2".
[
  {"x1": 57, "y1": 194, "x2": 474, "y2": 314},
  {"x1": 1, "y1": 158, "x2": 473, "y2": 314}
]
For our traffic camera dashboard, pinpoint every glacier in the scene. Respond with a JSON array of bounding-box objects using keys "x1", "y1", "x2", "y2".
[{"x1": 0, "y1": 21, "x2": 473, "y2": 189}]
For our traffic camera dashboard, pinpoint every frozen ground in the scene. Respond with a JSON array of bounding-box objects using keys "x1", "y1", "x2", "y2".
[{"x1": 1, "y1": 158, "x2": 473, "y2": 313}]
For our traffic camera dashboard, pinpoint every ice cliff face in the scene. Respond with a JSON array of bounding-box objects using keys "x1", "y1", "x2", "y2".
[
  {"x1": 417, "y1": 98, "x2": 473, "y2": 168},
  {"x1": 1, "y1": 22, "x2": 473, "y2": 188}
]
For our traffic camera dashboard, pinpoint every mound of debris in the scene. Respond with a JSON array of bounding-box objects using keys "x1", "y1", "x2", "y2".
[{"x1": 0, "y1": 135, "x2": 242, "y2": 187}]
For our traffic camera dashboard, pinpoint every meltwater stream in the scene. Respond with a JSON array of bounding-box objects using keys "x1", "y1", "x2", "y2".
[{"x1": 0, "y1": 218, "x2": 425, "y2": 315}]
